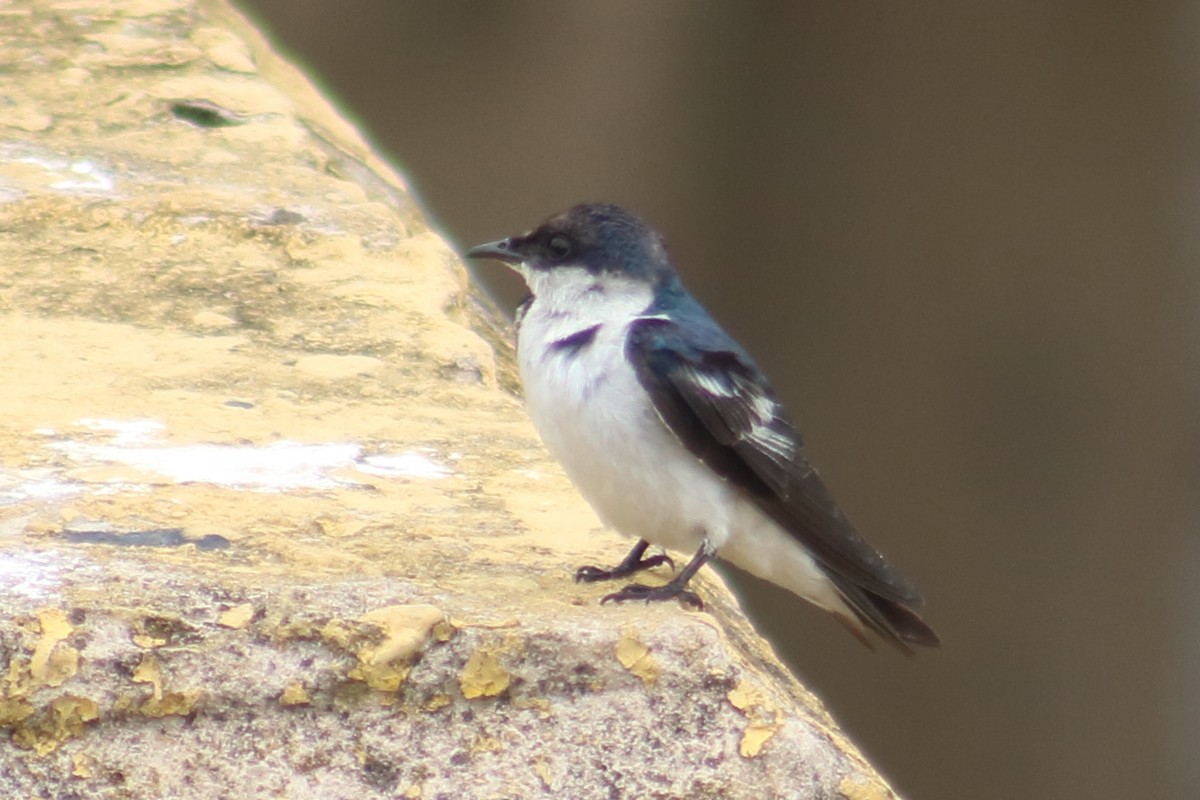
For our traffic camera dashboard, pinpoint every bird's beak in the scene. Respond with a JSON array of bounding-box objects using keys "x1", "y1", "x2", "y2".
[{"x1": 464, "y1": 238, "x2": 522, "y2": 265}]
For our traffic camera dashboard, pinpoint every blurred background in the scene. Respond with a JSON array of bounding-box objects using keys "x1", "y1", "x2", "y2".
[{"x1": 236, "y1": 3, "x2": 1198, "y2": 798}]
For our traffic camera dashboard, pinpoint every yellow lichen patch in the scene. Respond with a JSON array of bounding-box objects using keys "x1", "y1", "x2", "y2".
[
  {"x1": 273, "y1": 619, "x2": 320, "y2": 642},
  {"x1": 318, "y1": 619, "x2": 356, "y2": 650},
  {"x1": 3, "y1": 659, "x2": 24, "y2": 697},
  {"x1": 141, "y1": 690, "x2": 203, "y2": 718},
  {"x1": 72, "y1": 752, "x2": 97, "y2": 779},
  {"x1": 423, "y1": 693, "x2": 452, "y2": 712},
  {"x1": 217, "y1": 602, "x2": 255, "y2": 629},
  {"x1": 534, "y1": 757, "x2": 556, "y2": 792},
  {"x1": 350, "y1": 604, "x2": 448, "y2": 693},
  {"x1": 738, "y1": 720, "x2": 781, "y2": 759},
  {"x1": 348, "y1": 660, "x2": 408, "y2": 694},
  {"x1": 615, "y1": 632, "x2": 659, "y2": 685},
  {"x1": 36, "y1": 608, "x2": 73, "y2": 640},
  {"x1": 52, "y1": 696, "x2": 99, "y2": 734},
  {"x1": 726, "y1": 680, "x2": 761, "y2": 712},
  {"x1": 432, "y1": 621, "x2": 455, "y2": 642},
  {"x1": 130, "y1": 656, "x2": 203, "y2": 717},
  {"x1": 471, "y1": 734, "x2": 503, "y2": 754},
  {"x1": 0, "y1": 698, "x2": 35, "y2": 726},
  {"x1": 11, "y1": 696, "x2": 100, "y2": 755},
  {"x1": 132, "y1": 654, "x2": 164, "y2": 700},
  {"x1": 838, "y1": 775, "x2": 895, "y2": 800},
  {"x1": 30, "y1": 608, "x2": 79, "y2": 688},
  {"x1": 279, "y1": 681, "x2": 311, "y2": 706},
  {"x1": 510, "y1": 695, "x2": 552, "y2": 719},
  {"x1": 727, "y1": 679, "x2": 782, "y2": 758},
  {"x1": 459, "y1": 649, "x2": 510, "y2": 699},
  {"x1": 130, "y1": 617, "x2": 169, "y2": 649}
]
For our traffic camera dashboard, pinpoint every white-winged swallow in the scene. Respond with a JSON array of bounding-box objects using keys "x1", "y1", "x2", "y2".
[{"x1": 466, "y1": 203, "x2": 939, "y2": 653}]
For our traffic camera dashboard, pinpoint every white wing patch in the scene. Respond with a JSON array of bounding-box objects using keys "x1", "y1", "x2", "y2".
[
  {"x1": 748, "y1": 384, "x2": 777, "y2": 421},
  {"x1": 688, "y1": 367, "x2": 737, "y2": 398},
  {"x1": 675, "y1": 362, "x2": 797, "y2": 465},
  {"x1": 745, "y1": 420, "x2": 794, "y2": 462},
  {"x1": 730, "y1": 373, "x2": 795, "y2": 463}
]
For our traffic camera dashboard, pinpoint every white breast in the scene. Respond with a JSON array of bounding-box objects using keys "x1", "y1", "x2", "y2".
[
  {"x1": 515, "y1": 266, "x2": 844, "y2": 614},
  {"x1": 515, "y1": 267, "x2": 745, "y2": 553}
]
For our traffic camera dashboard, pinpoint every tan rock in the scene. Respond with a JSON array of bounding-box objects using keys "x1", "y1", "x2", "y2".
[{"x1": 0, "y1": 1, "x2": 903, "y2": 798}]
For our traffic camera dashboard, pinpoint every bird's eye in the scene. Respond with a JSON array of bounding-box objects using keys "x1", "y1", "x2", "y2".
[{"x1": 546, "y1": 236, "x2": 571, "y2": 261}]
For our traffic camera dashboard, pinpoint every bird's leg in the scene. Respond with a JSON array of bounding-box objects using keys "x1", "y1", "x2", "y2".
[
  {"x1": 600, "y1": 539, "x2": 716, "y2": 610},
  {"x1": 574, "y1": 538, "x2": 675, "y2": 583}
]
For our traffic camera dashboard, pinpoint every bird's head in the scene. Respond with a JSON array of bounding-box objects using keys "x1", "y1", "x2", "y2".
[{"x1": 466, "y1": 204, "x2": 676, "y2": 298}]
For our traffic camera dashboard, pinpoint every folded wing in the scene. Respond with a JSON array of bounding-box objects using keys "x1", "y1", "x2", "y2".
[{"x1": 626, "y1": 312, "x2": 939, "y2": 650}]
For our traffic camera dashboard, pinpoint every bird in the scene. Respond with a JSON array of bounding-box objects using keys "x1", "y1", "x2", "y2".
[{"x1": 466, "y1": 203, "x2": 938, "y2": 653}]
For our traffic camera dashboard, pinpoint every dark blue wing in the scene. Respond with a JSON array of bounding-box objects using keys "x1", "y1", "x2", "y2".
[{"x1": 625, "y1": 308, "x2": 921, "y2": 606}]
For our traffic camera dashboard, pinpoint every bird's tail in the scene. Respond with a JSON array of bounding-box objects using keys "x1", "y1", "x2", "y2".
[{"x1": 833, "y1": 580, "x2": 941, "y2": 655}]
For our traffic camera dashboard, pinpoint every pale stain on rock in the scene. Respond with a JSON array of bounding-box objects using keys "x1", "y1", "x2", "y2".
[{"x1": 0, "y1": 1, "x2": 902, "y2": 797}]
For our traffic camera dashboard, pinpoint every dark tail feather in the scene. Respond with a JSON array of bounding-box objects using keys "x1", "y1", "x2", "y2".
[{"x1": 834, "y1": 580, "x2": 941, "y2": 655}]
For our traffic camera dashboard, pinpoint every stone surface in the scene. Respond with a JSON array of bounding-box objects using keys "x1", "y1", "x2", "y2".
[{"x1": 0, "y1": 1, "x2": 902, "y2": 798}]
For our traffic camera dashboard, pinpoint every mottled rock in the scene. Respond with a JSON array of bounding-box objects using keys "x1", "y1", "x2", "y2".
[{"x1": 0, "y1": 1, "x2": 902, "y2": 798}]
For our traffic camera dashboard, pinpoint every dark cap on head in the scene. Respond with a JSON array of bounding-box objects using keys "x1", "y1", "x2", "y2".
[{"x1": 466, "y1": 203, "x2": 675, "y2": 282}]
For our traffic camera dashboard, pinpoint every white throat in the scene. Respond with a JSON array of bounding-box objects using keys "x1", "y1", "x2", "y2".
[{"x1": 516, "y1": 264, "x2": 655, "y2": 340}]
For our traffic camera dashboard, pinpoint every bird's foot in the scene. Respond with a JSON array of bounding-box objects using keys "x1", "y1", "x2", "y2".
[
  {"x1": 574, "y1": 552, "x2": 674, "y2": 584},
  {"x1": 600, "y1": 581, "x2": 703, "y2": 610}
]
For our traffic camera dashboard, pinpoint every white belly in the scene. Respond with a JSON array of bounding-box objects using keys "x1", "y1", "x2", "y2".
[
  {"x1": 520, "y1": 319, "x2": 723, "y2": 553},
  {"x1": 515, "y1": 279, "x2": 843, "y2": 613}
]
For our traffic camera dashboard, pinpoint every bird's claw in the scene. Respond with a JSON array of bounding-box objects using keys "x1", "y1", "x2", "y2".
[
  {"x1": 574, "y1": 565, "x2": 614, "y2": 583},
  {"x1": 643, "y1": 553, "x2": 676, "y2": 572},
  {"x1": 600, "y1": 582, "x2": 703, "y2": 610},
  {"x1": 574, "y1": 553, "x2": 675, "y2": 584}
]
